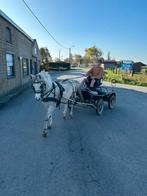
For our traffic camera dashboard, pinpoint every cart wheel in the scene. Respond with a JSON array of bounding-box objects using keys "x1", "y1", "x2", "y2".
[
  {"x1": 108, "y1": 94, "x2": 116, "y2": 109},
  {"x1": 96, "y1": 98, "x2": 104, "y2": 115}
]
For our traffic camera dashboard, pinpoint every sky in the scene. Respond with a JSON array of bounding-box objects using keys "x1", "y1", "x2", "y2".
[{"x1": 0, "y1": 0, "x2": 147, "y2": 63}]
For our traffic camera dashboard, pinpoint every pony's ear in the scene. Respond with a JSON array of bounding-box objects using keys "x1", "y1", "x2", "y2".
[{"x1": 30, "y1": 74, "x2": 35, "y2": 80}]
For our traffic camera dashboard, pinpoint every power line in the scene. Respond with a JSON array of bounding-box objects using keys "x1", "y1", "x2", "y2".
[{"x1": 22, "y1": 0, "x2": 68, "y2": 49}]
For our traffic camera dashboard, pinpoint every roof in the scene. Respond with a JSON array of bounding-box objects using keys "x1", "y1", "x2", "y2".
[
  {"x1": 104, "y1": 60, "x2": 117, "y2": 64},
  {"x1": 134, "y1": 62, "x2": 146, "y2": 67},
  {"x1": 0, "y1": 9, "x2": 33, "y2": 42}
]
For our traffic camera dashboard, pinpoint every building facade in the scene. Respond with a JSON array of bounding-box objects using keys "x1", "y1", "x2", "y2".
[
  {"x1": 103, "y1": 60, "x2": 118, "y2": 69},
  {"x1": 0, "y1": 10, "x2": 41, "y2": 97}
]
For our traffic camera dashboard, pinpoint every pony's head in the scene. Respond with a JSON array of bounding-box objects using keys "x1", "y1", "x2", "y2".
[
  {"x1": 31, "y1": 72, "x2": 46, "y2": 101},
  {"x1": 31, "y1": 71, "x2": 53, "y2": 101}
]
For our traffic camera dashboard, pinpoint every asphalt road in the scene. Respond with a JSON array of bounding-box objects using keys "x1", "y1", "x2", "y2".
[{"x1": 0, "y1": 71, "x2": 147, "y2": 196}]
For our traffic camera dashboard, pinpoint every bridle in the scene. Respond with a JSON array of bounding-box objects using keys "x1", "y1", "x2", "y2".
[
  {"x1": 32, "y1": 79, "x2": 46, "y2": 97},
  {"x1": 34, "y1": 81, "x2": 45, "y2": 91},
  {"x1": 32, "y1": 76, "x2": 57, "y2": 101}
]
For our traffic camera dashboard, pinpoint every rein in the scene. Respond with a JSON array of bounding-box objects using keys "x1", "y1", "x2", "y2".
[
  {"x1": 42, "y1": 82, "x2": 56, "y2": 100},
  {"x1": 32, "y1": 79, "x2": 64, "y2": 107},
  {"x1": 59, "y1": 74, "x2": 86, "y2": 82}
]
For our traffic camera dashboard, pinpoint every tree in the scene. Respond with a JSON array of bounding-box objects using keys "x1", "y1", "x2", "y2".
[
  {"x1": 85, "y1": 46, "x2": 103, "y2": 58},
  {"x1": 73, "y1": 54, "x2": 82, "y2": 66},
  {"x1": 84, "y1": 46, "x2": 103, "y2": 65},
  {"x1": 64, "y1": 55, "x2": 74, "y2": 64},
  {"x1": 54, "y1": 57, "x2": 60, "y2": 62},
  {"x1": 64, "y1": 58, "x2": 70, "y2": 63},
  {"x1": 40, "y1": 47, "x2": 52, "y2": 66},
  {"x1": 83, "y1": 56, "x2": 89, "y2": 67}
]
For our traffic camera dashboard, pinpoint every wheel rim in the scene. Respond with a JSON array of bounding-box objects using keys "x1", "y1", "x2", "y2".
[
  {"x1": 96, "y1": 99, "x2": 103, "y2": 115},
  {"x1": 110, "y1": 95, "x2": 116, "y2": 108}
]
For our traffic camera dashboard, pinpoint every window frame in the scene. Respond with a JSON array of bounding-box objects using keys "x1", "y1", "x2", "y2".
[
  {"x1": 6, "y1": 53, "x2": 15, "y2": 78},
  {"x1": 22, "y1": 58, "x2": 29, "y2": 77},
  {"x1": 34, "y1": 47, "x2": 37, "y2": 55}
]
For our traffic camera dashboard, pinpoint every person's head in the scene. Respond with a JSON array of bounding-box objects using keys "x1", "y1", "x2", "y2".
[
  {"x1": 96, "y1": 58, "x2": 104, "y2": 69},
  {"x1": 97, "y1": 58, "x2": 104, "y2": 64}
]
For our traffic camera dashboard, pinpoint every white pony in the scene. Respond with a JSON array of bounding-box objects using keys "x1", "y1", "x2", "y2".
[{"x1": 31, "y1": 70, "x2": 79, "y2": 137}]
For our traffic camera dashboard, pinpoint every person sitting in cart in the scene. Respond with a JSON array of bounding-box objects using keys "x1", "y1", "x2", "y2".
[
  {"x1": 78, "y1": 58, "x2": 104, "y2": 101},
  {"x1": 86, "y1": 58, "x2": 104, "y2": 88}
]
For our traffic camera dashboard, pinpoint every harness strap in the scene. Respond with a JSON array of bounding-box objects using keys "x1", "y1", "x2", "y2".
[
  {"x1": 42, "y1": 81, "x2": 65, "y2": 107},
  {"x1": 42, "y1": 97, "x2": 59, "y2": 103},
  {"x1": 55, "y1": 81, "x2": 65, "y2": 106}
]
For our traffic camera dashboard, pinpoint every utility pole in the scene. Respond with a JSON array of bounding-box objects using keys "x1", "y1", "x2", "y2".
[
  {"x1": 69, "y1": 48, "x2": 71, "y2": 64},
  {"x1": 59, "y1": 49, "x2": 61, "y2": 61}
]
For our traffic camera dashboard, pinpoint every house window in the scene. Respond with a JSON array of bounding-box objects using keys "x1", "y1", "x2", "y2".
[
  {"x1": 22, "y1": 58, "x2": 29, "y2": 76},
  {"x1": 6, "y1": 53, "x2": 15, "y2": 77},
  {"x1": 6, "y1": 27, "x2": 12, "y2": 43},
  {"x1": 34, "y1": 47, "x2": 37, "y2": 55},
  {"x1": 30, "y1": 59, "x2": 34, "y2": 74}
]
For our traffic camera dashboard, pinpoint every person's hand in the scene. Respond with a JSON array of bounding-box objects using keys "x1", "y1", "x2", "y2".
[
  {"x1": 81, "y1": 73, "x2": 86, "y2": 77},
  {"x1": 86, "y1": 72, "x2": 91, "y2": 77}
]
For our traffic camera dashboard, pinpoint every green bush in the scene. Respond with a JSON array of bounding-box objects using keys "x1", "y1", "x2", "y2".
[{"x1": 104, "y1": 69, "x2": 147, "y2": 87}]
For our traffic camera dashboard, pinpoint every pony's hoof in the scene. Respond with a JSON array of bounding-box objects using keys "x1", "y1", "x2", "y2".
[
  {"x1": 47, "y1": 125, "x2": 52, "y2": 129},
  {"x1": 42, "y1": 131, "x2": 47, "y2": 137},
  {"x1": 63, "y1": 115, "x2": 66, "y2": 119},
  {"x1": 69, "y1": 115, "x2": 73, "y2": 119}
]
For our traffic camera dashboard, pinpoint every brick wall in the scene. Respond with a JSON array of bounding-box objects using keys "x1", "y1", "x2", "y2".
[{"x1": 0, "y1": 16, "x2": 40, "y2": 97}]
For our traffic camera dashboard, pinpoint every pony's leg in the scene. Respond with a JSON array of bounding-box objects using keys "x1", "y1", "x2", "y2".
[
  {"x1": 42, "y1": 103, "x2": 48, "y2": 137},
  {"x1": 42, "y1": 103, "x2": 56, "y2": 137},
  {"x1": 42, "y1": 116, "x2": 48, "y2": 137},
  {"x1": 63, "y1": 103, "x2": 68, "y2": 119},
  {"x1": 69, "y1": 90, "x2": 76, "y2": 118},
  {"x1": 69, "y1": 103, "x2": 74, "y2": 118},
  {"x1": 47, "y1": 115, "x2": 53, "y2": 129},
  {"x1": 47, "y1": 103, "x2": 56, "y2": 129},
  {"x1": 68, "y1": 97, "x2": 74, "y2": 118}
]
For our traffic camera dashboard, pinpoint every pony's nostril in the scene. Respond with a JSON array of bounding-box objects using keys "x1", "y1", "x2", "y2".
[{"x1": 36, "y1": 97, "x2": 40, "y2": 101}]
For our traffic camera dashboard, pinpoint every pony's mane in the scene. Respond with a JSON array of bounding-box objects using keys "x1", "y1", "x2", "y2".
[{"x1": 39, "y1": 71, "x2": 52, "y2": 83}]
